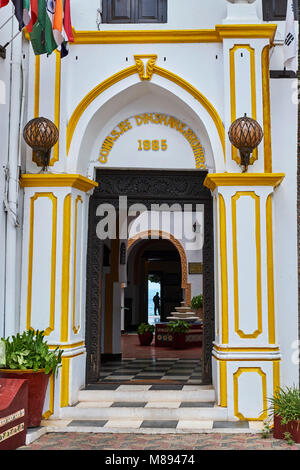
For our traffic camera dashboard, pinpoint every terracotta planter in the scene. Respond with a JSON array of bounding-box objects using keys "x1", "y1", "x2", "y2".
[
  {"x1": 138, "y1": 332, "x2": 153, "y2": 346},
  {"x1": 172, "y1": 333, "x2": 187, "y2": 349},
  {"x1": 273, "y1": 414, "x2": 300, "y2": 443},
  {"x1": 0, "y1": 369, "x2": 50, "y2": 428}
]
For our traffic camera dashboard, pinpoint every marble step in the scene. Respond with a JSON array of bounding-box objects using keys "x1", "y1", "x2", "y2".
[
  {"x1": 60, "y1": 404, "x2": 227, "y2": 421},
  {"x1": 78, "y1": 387, "x2": 215, "y2": 404}
]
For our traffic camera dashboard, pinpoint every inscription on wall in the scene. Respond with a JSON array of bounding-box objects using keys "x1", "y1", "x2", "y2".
[{"x1": 99, "y1": 112, "x2": 206, "y2": 169}]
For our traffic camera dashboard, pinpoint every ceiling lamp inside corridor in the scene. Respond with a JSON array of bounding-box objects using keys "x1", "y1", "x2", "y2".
[{"x1": 228, "y1": 113, "x2": 263, "y2": 172}]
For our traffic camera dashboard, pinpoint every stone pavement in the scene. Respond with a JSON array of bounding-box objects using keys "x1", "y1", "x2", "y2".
[{"x1": 19, "y1": 432, "x2": 300, "y2": 450}]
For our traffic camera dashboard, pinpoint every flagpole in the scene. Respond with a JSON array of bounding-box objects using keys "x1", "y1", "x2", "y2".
[
  {"x1": 0, "y1": 13, "x2": 14, "y2": 30},
  {"x1": 3, "y1": 28, "x2": 21, "y2": 48}
]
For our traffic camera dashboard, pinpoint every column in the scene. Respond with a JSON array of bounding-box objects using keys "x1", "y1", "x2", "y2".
[
  {"x1": 19, "y1": 174, "x2": 98, "y2": 417},
  {"x1": 205, "y1": 173, "x2": 284, "y2": 421}
]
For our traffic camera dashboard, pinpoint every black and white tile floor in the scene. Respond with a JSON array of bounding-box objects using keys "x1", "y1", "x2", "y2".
[{"x1": 98, "y1": 358, "x2": 202, "y2": 384}]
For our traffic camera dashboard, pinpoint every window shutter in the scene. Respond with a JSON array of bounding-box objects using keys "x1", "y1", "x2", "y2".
[
  {"x1": 262, "y1": 0, "x2": 297, "y2": 21},
  {"x1": 102, "y1": 0, "x2": 134, "y2": 23},
  {"x1": 136, "y1": 0, "x2": 167, "y2": 23}
]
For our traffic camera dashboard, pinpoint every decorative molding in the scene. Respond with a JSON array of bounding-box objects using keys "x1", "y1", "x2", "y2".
[
  {"x1": 134, "y1": 54, "x2": 157, "y2": 81},
  {"x1": 71, "y1": 24, "x2": 277, "y2": 45},
  {"x1": 72, "y1": 196, "x2": 83, "y2": 335},
  {"x1": 50, "y1": 50, "x2": 62, "y2": 166},
  {"x1": 232, "y1": 192, "x2": 262, "y2": 339},
  {"x1": 61, "y1": 194, "x2": 71, "y2": 343},
  {"x1": 219, "y1": 194, "x2": 229, "y2": 344},
  {"x1": 26, "y1": 193, "x2": 57, "y2": 336},
  {"x1": 215, "y1": 24, "x2": 277, "y2": 43},
  {"x1": 204, "y1": 173, "x2": 285, "y2": 192},
  {"x1": 233, "y1": 367, "x2": 268, "y2": 421},
  {"x1": 66, "y1": 64, "x2": 225, "y2": 158},
  {"x1": 72, "y1": 28, "x2": 222, "y2": 44},
  {"x1": 20, "y1": 174, "x2": 98, "y2": 192},
  {"x1": 266, "y1": 194, "x2": 276, "y2": 344},
  {"x1": 262, "y1": 45, "x2": 272, "y2": 173},
  {"x1": 230, "y1": 44, "x2": 257, "y2": 165}
]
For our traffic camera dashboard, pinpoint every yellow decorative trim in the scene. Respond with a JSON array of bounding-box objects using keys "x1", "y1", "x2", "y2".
[
  {"x1": 72, "y1": 28, "x2": 222, "y2": 44},
  {"x1": 213, "y1": 354, "x2": 280, "y2": 362},
  {"x1": 232, "y1": 192, "x2": 262, "y2": 339},
  {"x1": 214, "y1": 344, "x2": 279, "y2": 353},
  {"x1": 50, "y1": 51, "x2": 62, "y2": 166},
  {"x1": 204, "y1": 173, "x2": 285, "y2": 192},
  {"x1": 20, "y1": 174, "x2": 98, "y2": 192},
  {"x1": 49, "y1": 341, "x2": 85, "y2": 350},
  {"x1": 215, "y1": 24, "x2": 277, "y2": 43},
  {"x1": 266, "y1": 194, "x2": 276, "y2": 344},
  {"x1": 71, "y1": 24, "x2": 277, "y2": 45},
  {"x1": 219, "y1": 195, "x2": 229, "y2": 344},
  {"x1": 153, "y1": 66, "x2": 225, "y2": 157},
  {"x1": 60, "y1": 357, "x2": 70, "y2": 408},
  {"x1": 233, "y1": 367, "x2": 268, "y2": 421},
  {"x1": 34, "y1": 56, "x2": 40, "y2": 118},
  {"x1": 32, "y1": 56, "x2": 41, "y2": 166},
  {"x1": 42, "y1": 375, "x2": 54, "y2": 420},
  {"x1": 273, "y1": 360, "x2": 280, "y2": 395},
  {"x1": 67, "y1": 66, "x2": 136, "y2": 155},
  {"x1": 27, "y1": 193, "x2": 57, "y2": 336},
  {"x1": 61, "y1": 194, "x2": 71, "y2": 343},
  {"x1": 262, "y1": 45, "x2": 272, "y2": 173},
  {"x1": 213, "y1": 355, "x2": 280, "y2": 362},
  {"x1": 66, "y1": 65, "x2": 225, "y2": 158},
  {"x1": 230, "y1": 45, "x2": 257, "y2": 165},
  {"x1": 60, "y1": 351, "x2": 84, "y2": 407},
  {"x1": 219, "y1": 360, "x2": 227, "y2": 407},
  {"x1": 72, "y1": 196, "x2": 83, "y2": 335},
  {"x1": 134, "y1": 54, "x2": 157, "y2": 81}
]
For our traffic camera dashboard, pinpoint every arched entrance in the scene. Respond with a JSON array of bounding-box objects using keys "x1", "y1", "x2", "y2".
[
  {"x1": 85, "y1": 169, "x2": 215, "y2": 386},
  {"x1": 125, "y1": 236, "x2": 184, "y2": 328}
]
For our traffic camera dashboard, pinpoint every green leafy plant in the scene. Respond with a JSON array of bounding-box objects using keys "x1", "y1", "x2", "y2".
[
  {"x1": 261, "y1": 420, "x2": 271, "y2": 439},
  {"x1": 190, "y1": 295, "x2": 203, "y2": 309},
  {"x1": 137, "y1": 323, "x2": 154, "y2": 335},
  {"x1": 284, "y1": 431, "x2": 295, "y2": 445},
  {"x1": 268, "y1": 385, "x2": 300, "y2": 426},
  {"x1": 167, "y1": 320, "x2": 190, "y2": 334},
  {"x1": 1, "y1": 330, "x2": 63, "y2": 376}
]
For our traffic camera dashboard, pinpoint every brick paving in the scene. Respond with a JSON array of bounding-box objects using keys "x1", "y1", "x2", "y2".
[{"x1": 19, "y1": 432, "x2": 300, "y2": 450}]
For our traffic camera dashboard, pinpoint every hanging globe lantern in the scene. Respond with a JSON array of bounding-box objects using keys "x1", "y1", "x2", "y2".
[
  {"x1": 228, "y1": 113, "x2": 263, "y2": 172},
  {"x1": 23, "y1": 117, "x2": 59, "y2": 170}
]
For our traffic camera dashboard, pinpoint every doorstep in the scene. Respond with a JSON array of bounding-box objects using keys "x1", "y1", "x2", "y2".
[{"x1": 23, "y1": 418, "x2": 264, "y2": 446}]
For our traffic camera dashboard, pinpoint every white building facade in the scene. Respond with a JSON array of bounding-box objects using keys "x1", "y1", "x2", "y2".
[{"x1": 0, "y1": 0, "x2": 299, "y2": 422}]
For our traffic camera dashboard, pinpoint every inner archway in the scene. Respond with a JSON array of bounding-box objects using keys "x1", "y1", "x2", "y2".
[{"x1": 125, "y1": 237, "x2": 184, "y2": 328}]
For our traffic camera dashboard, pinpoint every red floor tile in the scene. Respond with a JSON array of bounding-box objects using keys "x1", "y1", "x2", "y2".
[{"x1": 122, "y1": 334, "x2": 202, "y2": 359}]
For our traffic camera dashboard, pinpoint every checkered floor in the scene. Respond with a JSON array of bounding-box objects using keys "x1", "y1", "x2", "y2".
[{"x1": 98, "y1": 358, "x2": 202, "y2": 384}]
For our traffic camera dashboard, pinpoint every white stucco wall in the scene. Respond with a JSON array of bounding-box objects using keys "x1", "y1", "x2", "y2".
[{"x1": 271, "y1": 77, "x2": 299, "y2": 387}]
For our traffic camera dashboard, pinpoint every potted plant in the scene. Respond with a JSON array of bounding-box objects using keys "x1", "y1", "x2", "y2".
[
  {"x1": 190, "y1": 295, "x2": 203, "y2": 320},
  {"x1": 268, "y1": 385, "x2": 300, "y2": 443},
  {"x1": 167, "y1": 320, "x2": 190, "y2": 349},
  {"x1": 0, "y1": 330, "x2": 63, "y2": 428},
  {"x1": 137, "y1": 323, "x2": 154, "y2": 346}
]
